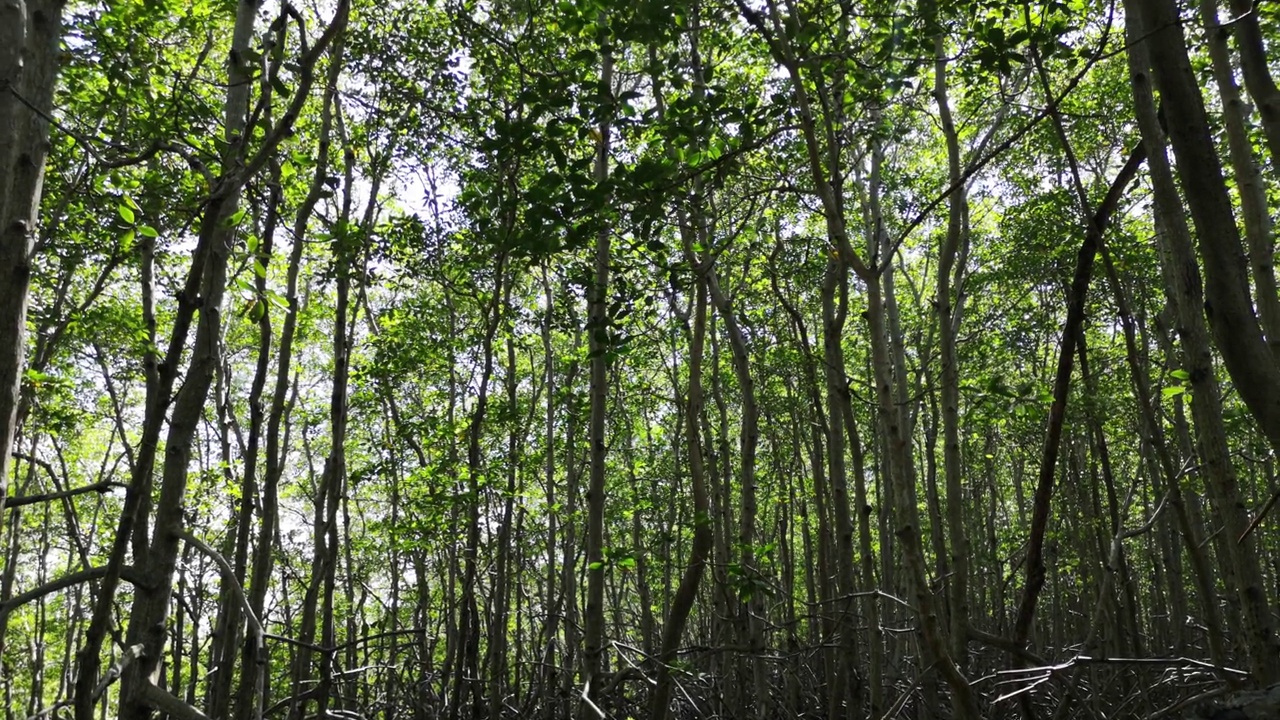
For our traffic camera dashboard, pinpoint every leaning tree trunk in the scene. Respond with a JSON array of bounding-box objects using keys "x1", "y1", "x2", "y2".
[
  {"x1": 1199, "y1": 0, "x2": 1280, "y2": 352},
  {"x1": 1119, "y1": 8, "x2": 1231, "y2": 676}
]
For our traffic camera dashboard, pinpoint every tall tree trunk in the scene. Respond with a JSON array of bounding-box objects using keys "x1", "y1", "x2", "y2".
[
  {"x1": 1093, "y1": 188, "x2": 1226, "y2": 669},
  {"x1": 580, "y1": 30, "x2": 613, "y2": 717},
  {"x1": 97, "y1": 4, "x2": 348, "y2": 716},
  {"x1": 235, "y1": 20, "x2": 348, "y2": 718},
  {"x1": 448, "y1": 257, "x2": 508, "y2": 720},
  {"x1": 0, "y1": 0, "x2": 63, "y2": 530},
  {"x1": 865, "y1": 137, "x2": 978, "y2": 720},
  {"x1": 1222, "y1": 0, "x2": 1280, "y2": 172},
  {"x1": 933, "y1": 30, "x2": 972, "y2": 668}
]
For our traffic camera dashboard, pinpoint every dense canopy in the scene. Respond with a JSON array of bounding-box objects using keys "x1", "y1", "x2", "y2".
[{"x1": 2, "y1": 0, "x2": 1280, "y2": 718}]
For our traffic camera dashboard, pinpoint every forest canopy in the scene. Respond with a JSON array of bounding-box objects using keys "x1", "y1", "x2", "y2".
[{"x1": 3, "y1": 0, "x2": 1280, "y2": 718}]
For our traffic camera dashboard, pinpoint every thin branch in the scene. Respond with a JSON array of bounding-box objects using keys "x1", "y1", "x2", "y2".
[
  {"x1": 178, "y1": 529, "x2": 263, "y2": 640},
  {"x1": 5, "y1": 473, "x2": 125, "y2": 510},
  {"x1": 141, "y1": 681, "x2": 213, "y2": 720},
  {"x1": 0, "y1": 566, "x2": 143, "y2": 619}
]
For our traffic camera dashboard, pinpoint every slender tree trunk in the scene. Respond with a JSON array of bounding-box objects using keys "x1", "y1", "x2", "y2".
[
  {"x1": 449, "y1": 258, "x2": 507, "y2": 720},
  {"x1": 1007, "y1": 141, "x2": 1144, "y2": 719},
  {"x1": 235, "y1": 22, "x2": 348, "y2": 718},
  {"x1": 580, "y1": 32, "x2": 613, "y2": 716},
  {"x1": 934, "y1": 31, "x2": 972, "y2": 668},
  {"x1": 1093, "y1": 191, "x2": 1225, "y2": 668},
  {"x1": 649, "y1": 275, "x2": 712, "y2": 720},
  {"x1": 488, "y1": 326, "x2": 522, "y2": 720},
  {"x1": 1134, "y1": 0, "x2": 1280, "y2": 453},
  {"x1": 1220, "y1": 0, "x2": 1280, "y2": 172},
  {"x1": 865, "y1": 138, "x2": 978, "y2": 720},
  {"x1": 206, "y1": 138, "x2": 284, "y2": 720}
]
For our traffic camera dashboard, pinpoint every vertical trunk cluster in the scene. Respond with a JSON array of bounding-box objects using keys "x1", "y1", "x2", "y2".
[
  {"x1": 1127, "y1": 0, "x2": 1280, "y2": 684},
  {"x1": 67, "y1": 3, "x2": 350, "y2": 717}
]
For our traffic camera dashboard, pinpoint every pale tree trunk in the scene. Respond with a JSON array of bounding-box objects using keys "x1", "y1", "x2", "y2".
[
  {"x1": 0, "y1": 0, "x2": 63, "y2": 524},
  {"x1": 580, "y1": 31, "x2": 613, "y2": 718},
  {"x1": 706, "y1": 218, "x2": 765, "y2": 720},
  {"x1": 1128, "y1": 0, "x2": 1280, "y2": 682}
]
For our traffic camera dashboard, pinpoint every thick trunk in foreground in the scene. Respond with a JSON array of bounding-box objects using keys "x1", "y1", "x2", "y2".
[
  {"x1": 0, "y1": 0, "x2": 64, "y2": 527},
  {"x1": 1134, "y1": 0, "x2": 1280, "y2": 455}
]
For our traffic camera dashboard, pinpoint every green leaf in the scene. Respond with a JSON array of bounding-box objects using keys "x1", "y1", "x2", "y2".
[
  {"x1": 224, "y1": 208, "x2": 248, "y2": 227},
  {"x1": 1170, "y1": 369, "x2": 1190, "y2": 380},
  {"x1": 117, "y1": 204, "x2": 136, "y2": 224},
  {"x1": 138, "y1": 225, "x2": 159, "y2": 238},
  {"x1": 265, "y1": 290, "x2": 289, "y2": 311},
  {"x1": 1161, "y1": 386, "x2": 1186, "y2": 398}
]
